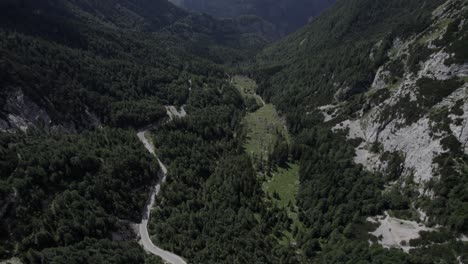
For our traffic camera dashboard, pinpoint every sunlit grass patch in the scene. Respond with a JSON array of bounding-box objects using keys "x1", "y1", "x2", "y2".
[
  {"x1": 264, "y1": 163, "x2": 304, "y2": 246},
  {"x1": 243, "y1": 104, "x2": 289, "y2": 160},
  {"x1": 264, "y1": 163, "x2": 300, "y2": 208}
]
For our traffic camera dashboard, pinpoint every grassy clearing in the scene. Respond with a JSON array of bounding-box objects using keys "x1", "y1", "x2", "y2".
[
  {"x1": 232, "y1": 75, "x2": 257, "y2": 94},
  {"x1": 264, "y1": 163, "x2": 300, "y2": 208},
  {"x1": 232, "y1": 75, "x2": 288, "y2": 160},
  {"x1": 243, "y1": 104, "x2": 289, "y2": 159},
  {"x1": 234, "y1": 75, "x2": 303, "y2": 248},
  {"x1": 232, "y1": 75, "x2": 264, "y2": 106},
  {"x1": 264, "y1": 163, "x2": 304, "y2": 246}
]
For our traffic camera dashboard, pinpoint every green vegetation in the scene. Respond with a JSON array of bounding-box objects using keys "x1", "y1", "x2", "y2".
[
  {"x1": 233, "y1": 76, "x2": 290, "y2": 169},
  {"x1": 292, "y1": 127, "x2": 389, "y2": 260},
  {"x1": 264, "y1": 163, "x2": 303, "y2": 247},
  {"x1": 0, "y1": 0, "x2": 265, "y2": 130},
  {"x1": 110, "y1": 100, "x2": 167, "y2": 128},
  {"x1": 0, "y1": 129, "x2": 159, "y2": 261},
  {"x1": 264, "y1": 163, "x2": 300, "y2": 208},
  {"x1": 417, "y1": 18, "x2": 454, "y2": 45},
  {"x1": 1, "y1": 0, "x2": 467, "y2": 263},
  {"x1": 147, "y1": 83, "x2": 299, "y2": 263},
  {"x1": 0, "y1": 0, "x2": 268, "y2": 262},
  {"x1": 436, "y1": 5, "x2": 468, "y2": 64},
  {"x1": 253, "y1": 0, "x2": 468, "y2": 262},
  {"x1": 429, "y1": 149, "x2": 468, "y2": 233},
  {"x1": 243, "y1": 105, "x2": 288, "y2": 160},
  {"x1": 233, "y1": 76, "x2": 303, "y2": 253},
  {"x1": 26, "y1": 239, "x2": 164, "y2": 264},
  {"x1": 429, "y1": 106, "x2": 452, "y2": 135},
  {"x1": 255, "y1": 0, "x2": 445, "y2": 114},
  {"x1": 232, "y1": 75, "x2": 264, "y2": 107},
  {"x1": 417, "y1": 77, "x2": 463, "y2": 108}
]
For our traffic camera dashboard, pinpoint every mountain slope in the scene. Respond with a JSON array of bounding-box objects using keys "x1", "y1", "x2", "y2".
[
  {"x1": 0, "y1": 0, "x2": 266, "y2": 132},
  {"x1": 169, "y1": 0, "x2": 335, "y2": 37},
  {"x1": 254, "y1": 0, "x2": 468, "y2": 262}
]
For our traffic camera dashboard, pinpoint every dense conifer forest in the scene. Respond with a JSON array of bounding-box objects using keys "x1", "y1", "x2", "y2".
[
  {"x1": 0, "y1": 0, "x2": 267, "y2": 262},
  {"x1": 0, "y1": 0, "x2": 467, "y2": 263},
  {"x1": 253, "y1": 0, "x2": 468, "y2": 262}
]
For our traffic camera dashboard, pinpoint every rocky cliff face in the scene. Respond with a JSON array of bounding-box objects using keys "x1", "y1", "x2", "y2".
[
  {"x1": 323, "y1": 0, "x2": 467, "y2": 238},
  {"x1": 332, "y1": 0, "x2": 467, "y2": 187},
  {"x1": 0, "y1": 88, "x2": 101, "y2": 133},
  {"x1": 0, "y1": 89, "x2": 52, "y2": 132}
]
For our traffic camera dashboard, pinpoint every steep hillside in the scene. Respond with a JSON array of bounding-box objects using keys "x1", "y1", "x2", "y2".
[
  {"x1": 169, "y1": 0, "x2": 335, "y2": 37},
  {"x1": 256, "y1": 0, "x2": 448, "y2": 109},
  {"x1": 255, "y1": 0, "x2": 468, "y2": 262},
  {"x1": 0, "y1": 129, "x2": 162, "y2": 262},
  {"x1": 0, "y1": 0, "x2": 265, "y2": 132},
  {"x1": 331, "y1": 0, "x2": 468, "y2": 237}
]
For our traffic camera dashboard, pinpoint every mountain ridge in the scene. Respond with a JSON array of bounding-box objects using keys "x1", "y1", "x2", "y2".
[{"x1": 169, "y1": 0, "x2": 336, "y2": 37}]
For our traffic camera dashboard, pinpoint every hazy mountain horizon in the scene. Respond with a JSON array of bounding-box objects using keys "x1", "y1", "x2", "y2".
[{"x1": 168, "y1": 0, "x2": 336, "y2": 36}]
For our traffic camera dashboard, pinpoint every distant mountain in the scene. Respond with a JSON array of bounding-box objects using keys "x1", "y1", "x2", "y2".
[{"x1": 169, "y1": 0, "x2": 336, "y2": 36}]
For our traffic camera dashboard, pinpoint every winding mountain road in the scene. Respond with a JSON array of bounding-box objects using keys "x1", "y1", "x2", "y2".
[{"x1": 136, "y1": 130, "x2": 187, "y2": 264}]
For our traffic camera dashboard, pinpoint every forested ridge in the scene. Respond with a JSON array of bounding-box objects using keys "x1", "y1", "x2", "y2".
[
  {"x1": 255, "y1": 0, "x2": 446, "y2": 111},
  {"x1": 1, "y1": 0, "x2": 468, "y2": 263},
  {"x1": 0, "y1": 0, "x2": 266, "y2": 131}
]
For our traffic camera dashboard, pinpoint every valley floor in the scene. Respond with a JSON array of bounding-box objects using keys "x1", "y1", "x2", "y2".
[{"x1": 233, "y1": 75, "x2": 304, "y2": 254}]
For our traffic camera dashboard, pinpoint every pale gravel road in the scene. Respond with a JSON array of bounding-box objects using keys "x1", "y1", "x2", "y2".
[{"x1": 137, "y1": 130, "x2": 187, "y2": 264}]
